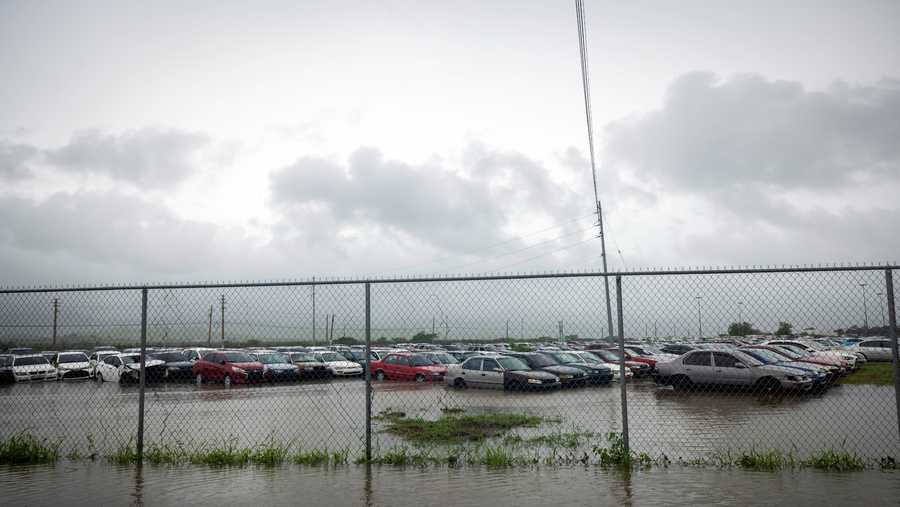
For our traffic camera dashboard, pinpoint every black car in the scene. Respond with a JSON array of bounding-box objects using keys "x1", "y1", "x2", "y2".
[
  {"x1": 660, "y1": 344, "x2": 696, "y2": 356},
  {"x1": 0, "y1": 354, "x2": 13, "y2": 383},
  {"x1": 541, "y1": 351, "x2": 614, "y2": 385},
  {"x1": 505, "y1": 352, "x2": 587, "y2": 387},
  {"x1": 342, "y1": 350, "x2": 379, "y2": 373},
  {"x1": 253, "y1": 352, "x2": 301, "y2": 382},
  {"x1": 150, "y1": 350, "x2": 194, "y2": 381}
]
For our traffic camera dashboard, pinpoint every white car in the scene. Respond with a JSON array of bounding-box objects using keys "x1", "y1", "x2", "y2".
[
  {"x1": 89, "y1": 350, "x2": 120, "y2": 376},
  {"x1": 94, "y1": 353, "x2": 165, "y2": 383},
  {"x1": 54, "y1": 351, "x2": 93, "y2": 380},
  {"x1": 315, "y1": 352, "x2": 363, "y2": 376},
  {"x1": 767, "y1": 340, "x2": 862, "y2": 370},
  {"x1": 183, "y1": 347, "x2": 216, "y2": 363},
  {"x1": 848, "y1": 339, "x2": 896, "y2": 362},
  {"x1": 11, "y1": 354, "x2": 57, "y2": 382}
]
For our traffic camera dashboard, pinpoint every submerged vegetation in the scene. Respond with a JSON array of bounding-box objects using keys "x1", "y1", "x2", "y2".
[
  {"x1": 378, "y1": 412, "x2": 546, "y2": 444},
  {"x1": 0, "y1": 433, "x2": 61, "y2": 464}
]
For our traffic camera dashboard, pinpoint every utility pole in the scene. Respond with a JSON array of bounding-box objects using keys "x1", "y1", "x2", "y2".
[
  {"x1": 859, "y1": 283, "x2": 869, "y2": 333},
  {"x1": 312, "y1": 278, "x2": 316, "y2": 345},
  {"x1": 52, "y1": 298, "x2": 59, "y2": 347},
  {"x1": 520, "y1": 318, "x2": 524, "y2": 340},
  {"x1": 695, "y1": 296, "x2": 703, "y2": 339},
  {"x1": 207, "y1": 305, "x2": 213, "y2": 345},
  {"x1": 330, "y1": 314, "x2": 336, "y2": 345},
  {"x1": 432, "y1": 316, "x2": 435, "y2": 335},
  {"x1": 505, "y1": 319, "x2": 509, "y2": 341},
  {"x1": 220, "y1": 295, "x2": 225, "y2": 347},
  {"x1": 575, "y1": 0, "x2": 615, "y2": 342},
  {"x1": 876, "y1": 292, "x2": 886, "y2": 328},
  {"x1": 737, "y1": 301, "x2": 744, "y2": 325},
  {"x1": 653, "y1": 320, "x2": 658, "y2": 340}
]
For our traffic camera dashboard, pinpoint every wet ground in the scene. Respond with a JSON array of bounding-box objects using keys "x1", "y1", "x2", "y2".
[
  {"x1": 1, "y1": 378, "x2": 897, "y2": 460},
  {"x1": 1, "y1": 461, "x2": 897, "y2": 506}
]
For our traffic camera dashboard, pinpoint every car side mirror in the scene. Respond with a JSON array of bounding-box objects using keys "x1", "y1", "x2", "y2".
[{"x1": 735, "y1": 363, "x2": 747, "y2": 369}]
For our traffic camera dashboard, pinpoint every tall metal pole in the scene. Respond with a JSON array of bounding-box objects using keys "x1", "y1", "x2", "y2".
[
  {"x1": 860, "y1": 283, "x2": 869, "y2": 333},
  {"x1": 696, "y1": 296, "x2": 703, "y2": 339},
  {"x1": 364, "y1": 282, "x2": 372, "y2": 462},
  {"x1": 137, "y1": 288, "x2": 148, "y2": 462},
  {"x1": 883, "y1": 270, "x2": 899, "y2": 443},
  {"x1": 207, "y1": 305, "x2": 212, "y2": 345},
  {"x1": 876, "y1": 292, "x2": 885, "y2": 329},
  {"x1": 575, "y1": 0, "x2": 615, "y2": 341},
  {"x1": 220, "y1": 295, "x2": 225, "y2": 347},
  {"x1": 51, "y1": 298, "x2": 59, "y2": 347},
  {"x1": 737, "y1": 301, "x2": 743, "y2": 325},
  {"x1": 312, "y1": 278, "x2": 317, "y2": 345},
  {"x1": 615, "y1": 275, "x2": 629, "y2": 453}
]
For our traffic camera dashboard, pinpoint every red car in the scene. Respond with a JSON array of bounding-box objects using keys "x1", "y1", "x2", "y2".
[
  {"x1": 370, "y1": 353, "x2": 447, "y2": 382},
  {"x1": 192, "y1": 350, "x2": 264, "y2": 386}
]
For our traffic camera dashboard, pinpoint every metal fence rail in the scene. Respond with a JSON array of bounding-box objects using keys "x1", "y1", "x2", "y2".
[{"x1": 0, "y1": 265, "x2": 897, "y2": 465}]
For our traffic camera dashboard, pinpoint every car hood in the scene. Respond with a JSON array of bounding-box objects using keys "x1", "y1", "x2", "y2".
[
  {"x1": 231, "y1": 361, "x2": 263, "y2": 370},
  {"x1": 264, "y1": 363, "x2": 297, "y2": 371},
  {"x1": 776, "y1": 361, "x2": 826, "y2": 373},
  {"x1": 13, "y1": 364, "x2": 55, "y2": 373},
  {"x1": 124, "y1": 359, "x2": 165, "y2": 369},
  {"x1": 164, "y1": 361, "x2": 193, "y2": 369},
  {"x1": 541, "y1": 365, "x2": 584, "y2": 376},
  {"x1": 565, "y1": 362, "x2": 611, "y2": 372},
  {"x1": 756, "y1": 364, "x2": 810, "y2": 376},
  {"x1": 294, "y1": 361, "x2": 326, "y2": 367},
  {"x1": 326, "y1": 361, "x2": 361, "y2": 368}
]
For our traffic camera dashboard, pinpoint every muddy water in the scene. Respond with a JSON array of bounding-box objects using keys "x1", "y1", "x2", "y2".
[
  {"x1": 0, "y1": 462, "x2": 897, "y2": 506},
  {"x1": 0, "y1": 379, "x2": 897, "y2": 459}
]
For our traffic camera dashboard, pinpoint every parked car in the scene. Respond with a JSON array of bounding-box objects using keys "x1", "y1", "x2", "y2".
[
  {"x1": 743, "y1": 345, "x2": 845, "y2": 378},
  {"x1": 288, "y1": 352, "x2": 332, "y2": 379},
  {"x1": 183, "y1": 347, "x2": 216, "y2": 363},
  {"x1": 423, "y1": 352, "x2": 460, "y2": 366},
  {"x1": 445, "y1": 355, "x2": 560, "y2": 390},
  {"x1": 766, "y1": 340, "x2": 862, "y2": 370},
  {"x1": 54, "y1": 351, "x2": 93, "y2": 380},
  {"x1": 341, "y1": 349, "x2": 380, "y2": 373},
  {"x1": 739, "y1": 347, "x2": 832, "y2": 390},
  {"x1": 192, "y1": 350, "x2": 265, "y2": 386},
  {"x1": 94, "y1": 353, "x2": 166, "y2": 383},
  {"x1": 10, "y1": 354, "x2": 57, "y2": 382},
  {"x1": 847, "y1": 339, "x2": 895, "y2": 362},
  {"x1": 504, "y1": 352, "x2": 587, "y2": 387},
  {"x1": 659, "y1": 344, "x2": 697, "y2": 356},
  {"x1": 7, "y1": 347, "x2": 34, "y2": 356},
  {"x1": 315, "y1": 351, "x2": 364, "y2": 377},
  {"x1": 89, "y1": 350, "x2": 120, "y2": 376},
  {"x1": 370, "y1": 353, "x2": 447, "y2": 382},
  {"x1": 654, "y1": 350, "x2": 813, "y2": 393},
  {"x1": 150, "y1": 350, "x2": 194, "y2": 381},
  {"x1": 0, "y1": 354, "x2": 16, "y2": 383},
  {"x1": 252, "y1": 351, "x2": 301, "y2": 382},
  {"x1": 540, "y1": 351, "x2": 614, "y2": 385},
  {"x1": 588, "y1": 349, "x2": 652, "y2": 377},
  {"x1": 570, "y1": 351, "x2": 633, "y2": 381}
]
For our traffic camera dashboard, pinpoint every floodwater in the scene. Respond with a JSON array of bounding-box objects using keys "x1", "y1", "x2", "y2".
[
  {"x1": 0, "y1": 378, "x2": 898, "y2": 460},
  {"x1": 0, "y1": 461, "x2": 897, "y2": 506}
]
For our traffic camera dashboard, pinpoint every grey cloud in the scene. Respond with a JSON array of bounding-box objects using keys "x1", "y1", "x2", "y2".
[
  {"x1": 0, "y1": 141, "x2": 38, "y2": 180},
  {"x1": 271, "y1": 145, "x2": 586, "y2": 254},
  {"x1": 46, "y1": 128, "x2": 210, "y2": 188},
  {"x1": 604, "y1": 72, "x2": 900, "y2": 191}
]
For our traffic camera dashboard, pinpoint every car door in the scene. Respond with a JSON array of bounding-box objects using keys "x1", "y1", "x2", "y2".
[
  {"x1": 394, "y1": 356, "x2": 412, "y2": 380},
  {"x1": 100, "y1": 356, "x2": 121, "y2": 382},
  {"x1": 479, "y1": 358, "x2": 504, "y2": 388},
  {"x1": 681, "y1": 351, "x2": 713, "y2": 384},
  {"x1": 459, "y1": 358, "x2": 483, "y2": 387},
  {"x1": 712, "y1": 352, "x2": 752, "y2": 386},
  {"x1": 875, "y1": 340, "x2": 893, "y2": 361}
]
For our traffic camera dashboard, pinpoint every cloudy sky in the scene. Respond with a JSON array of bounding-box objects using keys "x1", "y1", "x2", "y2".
[{"x1": 1, "y1": 0, "x2": 898, "y2": 286}]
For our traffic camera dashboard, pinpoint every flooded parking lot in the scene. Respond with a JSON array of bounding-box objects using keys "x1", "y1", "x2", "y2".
[
  {"x1": 1, "y1": 461, "x2": 897, "y2": 506},
  {"x1": 1, "y1": 378, "x2": 897, "y2": 461}
]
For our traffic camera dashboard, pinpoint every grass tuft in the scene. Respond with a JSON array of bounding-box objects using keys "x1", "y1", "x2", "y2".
[
  {"x1": 736, "y1": 449, "x2": 795, "y2": 471},
  {"x1": 381, "y1": 413, "x2": 544, "y2": 444},
  {"x1": 0, "y1": 433, "x2": 61, "y2": 464},
  {"x1": 802, "y1": 449, "x2": 866, "y2": 471}
]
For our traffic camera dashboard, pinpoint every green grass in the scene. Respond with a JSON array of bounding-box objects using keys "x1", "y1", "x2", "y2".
[
  {"x1": 592, "y1": 433, "x2": 652, "y2": 469},
  {"x1": 503, "y1": 431, "x2": 596, "y2": 449},
  {"x1": 0, "y1": 433, "x2": 62, "y2": 464},
  {"x1": 380, "y1": 413, "x2": 545, "y2": 444},
  {"x1": 838, "y1": 363, "x2": 895, "y2": 386},
  {"x1": 736, "y1": 449, "x2": 796, "y2": 471},
  {"x1": 802, "y1": 449, "x2": 866, "y2": 471}
]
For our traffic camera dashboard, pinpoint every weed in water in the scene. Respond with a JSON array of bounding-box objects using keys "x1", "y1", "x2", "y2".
[
  {"x1": 736, "y1": 449, "x2": 793, "y2": 471},
  {"x1": 0, "y1": 433, "x2": 61, "y2": 465},
  {"x1": 108, "y1": 443, "x2": 139, "y2": 465},
  {"x1": 802, "y1": 449, "x2": 866, "y2": 472},
  {"x1": 592, "y1": 432, "x2": 651, "y2": 469},
  {"x1": 382, "y1": 413, "x2": 544, "y2": 444},
  {"x1": 293, "y1": 449, "x2": 330, "y2": 466},
  {"x1": 482, "y1": 445, "x2": 515, "y2": 467}
]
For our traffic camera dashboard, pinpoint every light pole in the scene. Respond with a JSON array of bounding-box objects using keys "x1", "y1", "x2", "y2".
[
  {"x1": 737, "y1": 301, "x2": 744, "y2": 325},
  {"x1": 859, "y1": 283, "x2": 869, "y2": 333},
  {"x1": 695, "y1": 296, "x2": 703, "y2": 339},
  {"x1": 876, "y1": 292, "x2": 885, "y2": 329}
]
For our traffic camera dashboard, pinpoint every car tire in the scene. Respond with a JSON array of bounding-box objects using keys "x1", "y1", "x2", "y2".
[
  {"x1": 756, "y1": 377, "x2": 781, "y2": 393},
  {"x1": 195, "y1": 373, "x2": 203, "y2": 385},
  {"x1": 414, "y1": 374, "x2": 425, "y2": 383},
  {"x1": 505, "y1": 381, "x2": 523, "y2": 392},
  {"x1": 672, "y1": 375, "x2": 692, "y2": 391},
  {"x1": 858, "y1": 353, "x2": 868, "y2": 361},
  {"x1": 223, "y1": 375, "x2": 232, "y2": 387},
  {"x1": 454, "y1": 378, "x2": 467, "y2": 389},
  {"x1": 375, "y1": 370, "x2": 386, "y2": 381}
]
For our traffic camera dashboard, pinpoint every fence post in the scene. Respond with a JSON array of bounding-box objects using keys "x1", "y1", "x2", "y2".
[
  {"x1": 136, "y1": 287, "x2": 148, "y2": 462},
  {"x1": 364, "y1": 282, "x2": 372, "y2": 462},
  {"x1": 885, "y1": 269, "x2": 900, "y2": 443},
  {"x1": 615, "y1": 275, "x2": 629, "y2": 452}
]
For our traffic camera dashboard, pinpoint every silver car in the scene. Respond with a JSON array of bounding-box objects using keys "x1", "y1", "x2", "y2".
[
  {"x1": 655, "y1": 349, "x2": 813, "y2": 393},
  {"x1": 848, "y1": 339, "x2": 896, "y2": 362}
]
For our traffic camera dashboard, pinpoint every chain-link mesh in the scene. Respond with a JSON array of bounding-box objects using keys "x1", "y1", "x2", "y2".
[{"x1": 0, "y1": 267, "x2": 898, "y2": 466}]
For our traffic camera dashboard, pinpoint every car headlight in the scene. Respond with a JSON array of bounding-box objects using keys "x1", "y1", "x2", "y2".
[
  {"x1": 527, "y1": 378, "x2": 542, "y2": 384},
  {"x1": 232, "y1": 367, "x2": 247, "y2": 375},
  {"x1": 559, "y1": 375, "x2": 572, "y2": 379},
  {"x1": 786, "y1": 375, "x2": 805, "y2": 382}
]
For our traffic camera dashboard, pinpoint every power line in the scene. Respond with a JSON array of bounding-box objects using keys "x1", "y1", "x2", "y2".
[{"x1": 487, "y1": 236, "x2": 596, "y2": 273}]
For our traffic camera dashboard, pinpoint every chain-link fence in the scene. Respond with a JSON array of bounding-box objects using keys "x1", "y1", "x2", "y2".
[{"x1": 0, "y1": 266, "x2": 898, "y2": 466}]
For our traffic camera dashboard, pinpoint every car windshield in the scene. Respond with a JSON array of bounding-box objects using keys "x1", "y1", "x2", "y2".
[
  {"x1": 257, "y1": 353, "x2": 290, "y2": 364},
  {"x1": 767, "y1": 346, "x2": 801, "y2": 359},
  {"x1": 803, "y1": 341, "x2": 828, "y2": 351},
  {"x1": 525, "y1": 354, "x2": 555, "y2": 367},
  {"x1": 550, "y1": 352, "x2": 581, "y2": 363},
  {"x1": 776, "y1": 344, "x2": 807, "y2": 356},
  {"x1": 596, "y1": 350, "x2": 621, "y2": 362},
  {"x1": 318, "y1": 353, "x2": 344, "y2": 362},
  {"x1": 497, "y1": 357, "x2": 529, "y2": 371},
  {"x1": 223, "y1": 352, "x2": 254, "y2": 363},
  {"x1": 151, "y1": 352, "x2": 186, "y2": 363},
  {"x1": 121, "y1": 355, "x2": 140, "y2": 364},
  {"x1": 291, "y1": 353, "x2": 317, "y2": 362},
  {"x1": 434, "y1": 353, "x2": 458, "y2": 364},
  {"x1": 14, "y1": 356, "x2": 48, "y2": 366},
  {"x1": 410, "y1": 355, "x2": 434, "y2": 366},
  {"x1": 578, "y1": 352, "x2": 603, "y2": 363},
  {"x1": 58, "y1": 353, "x2": 89, "y2": 363}
]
